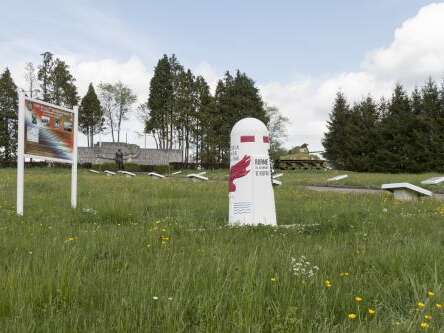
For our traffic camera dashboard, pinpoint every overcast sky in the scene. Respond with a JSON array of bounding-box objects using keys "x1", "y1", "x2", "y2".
[{"x1": 1, "y1": 0, "x2": 443, "y2": 150}]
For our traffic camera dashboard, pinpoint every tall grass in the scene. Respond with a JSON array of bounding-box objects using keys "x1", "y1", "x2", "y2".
[{"x1": 0, "y1": 168, "x2": 443, "y2": 332}]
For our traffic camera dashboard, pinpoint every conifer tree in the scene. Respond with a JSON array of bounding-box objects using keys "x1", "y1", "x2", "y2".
[
  {"x1": 322, "y1": 92, "x2": 352, "y2": 169},
  {"x1": 420, "y1": 78, "x2": 442, "y2": 170},
  {"x1": 147, "y1": 55, "x2": 173, "y2": 149},
  {"x1": 347, "y1": 96, "x2": 379, "y2": 171},
  {"x1": 79, "y1": 83, "x2": 103, "y2": 147},
  {"x1": 38, "y1": 52, "x2": 54, "y2": 102},
  {"x1": 37, "y1": 52, "x2": 79, "y2": 107},
  {"x1": 0, "y1": 69, "x2": 18, "y2": 161},
  {"x1": 375, "y1": 84, "x2": 413, "y2": 172},
  {"x1": 214, "y1": 70, "x2": 268, "y2": 163},
  {"x1": 193, "y1": 75, "x2": 212, "y2": 164}
]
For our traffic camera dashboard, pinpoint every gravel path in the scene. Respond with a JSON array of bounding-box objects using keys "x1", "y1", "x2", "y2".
[{"x1": 304, "y1": 185, "x2": 444, "y2": 201}]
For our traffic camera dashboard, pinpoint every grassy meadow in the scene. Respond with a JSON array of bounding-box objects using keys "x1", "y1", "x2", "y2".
[{"x1": 1, "y1": 168, "x2": 444, "y2": 332}]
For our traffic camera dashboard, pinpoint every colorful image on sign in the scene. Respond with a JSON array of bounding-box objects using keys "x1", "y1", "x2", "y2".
[{"x1": 24, "y1": 100, "x2": 74, "y2": 161}]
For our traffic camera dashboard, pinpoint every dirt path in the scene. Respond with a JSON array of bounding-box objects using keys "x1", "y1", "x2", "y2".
[{"x1": 304, "y1": 185, "x2": 444, "y2": 201}]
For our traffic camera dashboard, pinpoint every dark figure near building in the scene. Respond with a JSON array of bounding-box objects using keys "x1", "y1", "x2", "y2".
[{"x1": 115, "y1": 149, "x2": 124, "y2": 170}]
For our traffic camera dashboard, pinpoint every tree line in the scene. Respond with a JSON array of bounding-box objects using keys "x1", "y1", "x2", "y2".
[
  {"x1": 323, "y1": 78, "x2": 444, "y2": 173},
  {"x1": 141, "y1": 54, "x2": 276, "y2": 164},
  {"x1": 1, "y1": 51, "x2": 286, "y2": 165}
]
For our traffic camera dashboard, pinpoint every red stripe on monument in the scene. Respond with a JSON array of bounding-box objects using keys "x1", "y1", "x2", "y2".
[
  {"x1": 263, "y1": 136, "x2": 270, "y2": 143},
  {"x1": 240, "y1": 136, "x2": 255, "y2": 142}
]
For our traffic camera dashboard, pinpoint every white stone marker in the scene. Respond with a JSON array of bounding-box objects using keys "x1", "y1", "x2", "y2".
[
  {"x1": 272, "y1": 173, "x2": 283, "y2": 186},
  {"x1": 118, "y1": 170, "x2": 136, "y2": 177},
  {"x1": 89, "y1": 169, "x2": 101, "y2": 174},
  {"x1": 186, "y1": 171, "x2": 206, "y2": 177},
  {"x1": 171, "y1": 171, "x2": 182, "y2": 175},
  {"x1": 148, "y1": 172, "x2": 165, "y2": 179},
  {"x1": 229, "y1": 118, "x2": 276, "y2": 226},
  {"x1": 327, "y1": 174, "x2": 348, "y2": 182},
  {"x1": 187, "y1": 173, "x2": 208, "y2": 181},
  {"x1": 104, "y1": 170, "x2": 116, "y2": 176},
  {"x1": 381, "y1": 182, "x2": 432, "y2": 201},
  {"x1": 421, "y1": 176, "x2": 444, "y2": 185}
]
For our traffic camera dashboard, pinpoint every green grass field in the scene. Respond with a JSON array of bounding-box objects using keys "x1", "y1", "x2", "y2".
[{"x1": 1, "y1": 168, "x2": 444, "y2": 332}]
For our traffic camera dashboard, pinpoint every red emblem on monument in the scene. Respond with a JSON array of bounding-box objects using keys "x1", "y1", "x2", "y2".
[{"x1": 229, "y1": 155, "x2": 251, "y2": 192}]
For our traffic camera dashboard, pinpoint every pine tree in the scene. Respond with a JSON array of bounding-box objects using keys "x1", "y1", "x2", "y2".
[
  {"x1": 37, "y1": 52, "x2": 79, "y2": 107},
  {"x1": 322, "y1": 92, "x2": 352, "y2": 170},
  {"x1": 147, "y1": 55, "x2": 173, "y2": 149},
  {"x1": 214, "y1": 70, "x2": 268, "y2": 163},
  {"x1": 176, "y1": 69, "x2": 195, "y2": 163},
  {"x1": 79, "y1": 83, "x2": 103, "y2": 147},
  {"x1": 375, "y1": 84, "x2": 413, "y2": 172},
  {"x1": 168, "y1": 54, "x2": 184, "y2": 150},
  {"x1": 38, "y1": 52, "x2": 54, "y2": 102},
  {"x1": 437, "y1": 81, "x2": 444, "y2": 171},
  {"x1": 193, "y1": 75, "x2": 212, "y2": 164},
  {"x1": 347, "y1": 96, "x2": 379, "y2": 171},
  {"x1": 0, "y1": 69, "x2": 18, "y2": 161},
  {"x1": 420, "y1": 78, "x2": 442, "y2": 171},
  {"x1": 50, "y1": 59, "x2": 79, "y2": 108}
]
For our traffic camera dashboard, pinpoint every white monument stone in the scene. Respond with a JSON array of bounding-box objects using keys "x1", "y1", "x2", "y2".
[
  {"x1": 118, "y1": 170, "x2": 136, "y2": 177},
  {"x1": 229, "y1": 118, "x2": 277, "y2": 226},
  {"x1": 381, "y1": 182, "x2": 432, "y2": 201},
  {"x1": 421, "y1": 176, "x2": 444, "y2": 185},
  {"x1": 89, "y1": 169, "x2": 101, "y2": 174},
  {"x1": 327, "y1": 174, "x2": 348, "y2": 182},
  {"x1": 148, "y1": 172, "x2": 165, "y2": 179},
  {"x1": 186, "y1": 173, "x2": 208, "y2": 181},
  {"x1": 272, "y1": 173, "x2": 283, "y2": 186},
  {"x1": 104, "y1": 170, "x2": 116, "y2": 176}
]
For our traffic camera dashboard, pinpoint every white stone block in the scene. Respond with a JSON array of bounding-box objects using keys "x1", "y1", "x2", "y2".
[
  {"x1": 327, "y1": 174, "x2": 348, "y2": 182},
  {"x1": 148, "y1": 172, "x2": 165, "y2": 179},
  {"x1": 381, "y1": 182, "x2": 432, "y2": 201},
  {"x1": 421, "y1": 176, "x2": 444, "y2": 185}
]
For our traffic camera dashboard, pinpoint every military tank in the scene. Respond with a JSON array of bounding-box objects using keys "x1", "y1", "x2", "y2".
[{"x1": 274, "y1": 144, "x2": 327, "y2": 170}]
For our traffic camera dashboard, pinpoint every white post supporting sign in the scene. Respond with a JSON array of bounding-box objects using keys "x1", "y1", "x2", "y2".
[
  {"x1": 71, "y1": 106, "x2": 78, "y2": 209},
  {"x1": 228, "y1": 117, "x2": 277, "y2": 226},
  {"x1": 16, "y1": 94, "x2": 26, "y2": 216},
  {"x1": 16, "y1": 92, "x2": 78, "y2": 216}
]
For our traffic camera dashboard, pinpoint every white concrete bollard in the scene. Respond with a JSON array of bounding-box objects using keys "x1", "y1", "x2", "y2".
[{"x1": 228, "y1": 118, "x2": 277, "y2": 226}]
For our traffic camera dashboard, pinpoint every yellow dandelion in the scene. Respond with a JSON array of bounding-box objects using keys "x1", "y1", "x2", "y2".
[
  {"x1": 355, "y1": 296, "x2": 363, "y2": 302},
  {"x1": 435, "y1": 303, "x2": 443, "y2": 309},
  {"x1": 368, "y1": 308, "x2": 376, "y2": 315},
  {"x1": 324, "y1": 280, "x2": 332, "y2": 288},
  {"x1": 427, "y1": 291, "x2": 435, "y2": 297},
  {"x1": 348, "y1": 313, "x2": 357, "y2": 320},
  {"x1": 420, "y1": 322, "x2": 430, "y2": 329},
  {"x1": 271, "y1": 277, "x2": 277, "y2": 282},
  {"x1": 424, "y1": 315, "x2": 432, "y2": 320},
  {"x1": 417, "y1": 302, "x2": 426, "y2": 309},
  {"x1": 340, "y1": 272, "x2": 350, "y2": 277}
]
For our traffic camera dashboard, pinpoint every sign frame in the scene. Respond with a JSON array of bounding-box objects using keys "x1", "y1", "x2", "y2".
[{"x1": 17, "y1": 93, "x2": 78, "y2": 216}]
